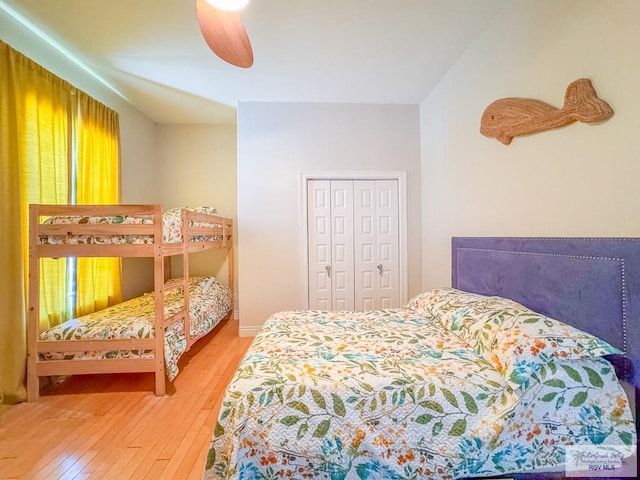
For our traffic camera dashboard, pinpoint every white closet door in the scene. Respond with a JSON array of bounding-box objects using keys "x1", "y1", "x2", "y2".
[
  {"x1": 308, "y1": 178, "x2": 400, "y2": 311},
  {"x1": 354, "y1": 180, "x2": 399, "y2": 310},
  {"x1": 375, "y1": 180, "x2": 400, "y2": 309},
  {"x1": 308, "y1": 180, "x2": 332, "y2": 310},
  {"x1": 330, "y1": 181, "x2": 355, "y2": 310},
  {"x1": 353, "y1": 181, "x2": 377, "y2": 310}
]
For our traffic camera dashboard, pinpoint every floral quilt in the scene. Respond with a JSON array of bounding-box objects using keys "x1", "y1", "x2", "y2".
[
  {"x1": 40, "y1": 276, "x2": 232, "y2": 380},
  {"x1": 203, "y1": 307, "x2": 636, "y2": 480},
  {"x1": 41, "y1": 206, "x2": 220, "y2": 245}
]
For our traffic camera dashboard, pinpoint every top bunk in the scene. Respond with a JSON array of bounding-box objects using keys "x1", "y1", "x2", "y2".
[{"x1": 30, "y1": 204, "x2": 233, "y2": 258}]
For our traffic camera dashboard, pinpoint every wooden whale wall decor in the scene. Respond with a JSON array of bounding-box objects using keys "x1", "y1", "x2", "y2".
[{"x1": 480, "y1": 78, "x2": 613, "y2": 145}]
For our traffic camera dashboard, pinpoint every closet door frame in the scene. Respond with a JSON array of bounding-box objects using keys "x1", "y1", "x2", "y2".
[{"x1": 300, "y1": 170, "x2": 408, "y2": 309}]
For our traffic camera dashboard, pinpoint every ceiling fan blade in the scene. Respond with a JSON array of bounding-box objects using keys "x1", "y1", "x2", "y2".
[{"x1": 196, "y1": 0, "x2": 253, "y2": 68}]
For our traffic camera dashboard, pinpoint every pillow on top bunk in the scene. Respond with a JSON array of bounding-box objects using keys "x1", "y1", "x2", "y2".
[
  {"x1": 163, "y1": 206, "x2": 217, "y2": 216},
  {"x1": 407, "y1": 288, "x2": 620, "y2": 392}
]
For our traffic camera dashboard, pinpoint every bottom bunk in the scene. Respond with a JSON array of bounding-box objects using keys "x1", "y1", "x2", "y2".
[{"x1": 31, "y1": 276, "x2": 232, "y2": 393}]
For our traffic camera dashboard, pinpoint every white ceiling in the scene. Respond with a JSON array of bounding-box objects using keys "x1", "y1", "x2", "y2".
[{"x1": 2, "y1": 0, "x2": 506, "y2": 124}]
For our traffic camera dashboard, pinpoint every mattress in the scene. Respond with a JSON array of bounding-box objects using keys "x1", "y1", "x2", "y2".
[
  {"x1": 203, "y1": 307, "x2": 636, "y2": 480},
  {"x1": 39, "y1": 276, "x2": 233, "y2": 380},
  {"x1": 40, "y1": 206, "x2": 221, "y2": 245}
]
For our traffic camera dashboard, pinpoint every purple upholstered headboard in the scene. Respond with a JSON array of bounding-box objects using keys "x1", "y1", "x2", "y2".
[
  {"x1": 452, "y1": 237, "x2": 640, "y2": 394},
  {"x1": 452, "y1": 238, "x2": 639, "y2": 480}
]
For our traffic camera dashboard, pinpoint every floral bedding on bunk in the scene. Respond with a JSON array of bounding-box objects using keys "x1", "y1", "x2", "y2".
[
  {"x1": 204, "y1": 289, "x2": 636, "y2": 480},
  {"x1": 40, "y1": 276, "x2": 232, "y2": 380},
  {"x1": 40, "y1": 206, "x2": 220, "y2": 245}
]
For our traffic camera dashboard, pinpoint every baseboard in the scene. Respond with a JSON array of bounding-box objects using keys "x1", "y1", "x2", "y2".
[{"x1": 238, "y1": 325, "x2": 261, "y2": 337}]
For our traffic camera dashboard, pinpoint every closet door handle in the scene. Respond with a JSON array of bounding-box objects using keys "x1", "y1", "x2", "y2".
[
  {"x1": 377, "y1": 264, "x2": 383, "y2": 276},
  {"x1": 325, "y1": 265, "x2": 331, "y2": 277}
]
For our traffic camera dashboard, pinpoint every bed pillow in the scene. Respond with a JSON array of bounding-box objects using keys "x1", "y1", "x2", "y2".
[
  {"x1": 198, "y1": 275, "x2": 217, "y2": 293},
  {"x1": 408, "y1": 288, "x2": 621, "y2": 391},
  {"x1": 188, "y1": 276, "x2": 216, "y2": 294},
  {"x1": 164, "y1": 206, "x2": 217, "y2": 216},
  {"x1": 407, "y1": 287, "x2": 491, "y2": 320}
]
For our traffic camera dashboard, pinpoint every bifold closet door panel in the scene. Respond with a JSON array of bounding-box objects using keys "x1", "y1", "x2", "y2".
[
  {"x1": 308, "y1": 180, "x2": 332, "y2": 310},
  {"x1": 330, "y1": 181, "x2": 355, "y2": 310},
  {"x1": 308, "y1": 180, "x2": 355, "y2": 310},
  {"x1": 354, "y1": 180, "x2": 400, "y2": 310},
  {"x1": 354, "y1": 180, "x2": 376, "y2": 310},
  {"x1": 374, "y1": 180, "x2": 400, "y2": 309}
]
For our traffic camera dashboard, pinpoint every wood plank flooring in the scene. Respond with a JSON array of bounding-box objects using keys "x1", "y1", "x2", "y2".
[{"x1": 0, "y1": 319, "x2": 253, "y2": 480}]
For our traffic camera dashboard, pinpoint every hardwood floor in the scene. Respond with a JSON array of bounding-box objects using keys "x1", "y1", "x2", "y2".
[{"x1": 0, "y1": 319, "x2": 253, "y2": 480}]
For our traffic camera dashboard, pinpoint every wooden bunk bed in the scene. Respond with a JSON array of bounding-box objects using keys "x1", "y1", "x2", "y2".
[{"x1": 27, "y1": 204, "x2": 233, "y2": 402}]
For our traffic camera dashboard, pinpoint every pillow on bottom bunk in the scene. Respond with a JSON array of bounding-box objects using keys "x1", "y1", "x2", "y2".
[{"x1": 407, "y1": 288, "x2": 620, "y2": 391}]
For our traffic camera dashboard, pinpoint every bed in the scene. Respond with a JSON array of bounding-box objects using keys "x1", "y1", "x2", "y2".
[
  {"x1": 27, "y1": 204, "x2": 234, "y2": 402},
  {"x1": 203, "y1": 237, "x2": 638, "y2": 480}
]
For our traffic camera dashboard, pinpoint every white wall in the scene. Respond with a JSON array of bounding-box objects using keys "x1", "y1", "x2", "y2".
[
  {"x1": 155, "y1": 124, "x2": 238, "y2": 289},
  {"x1": 237, "y1": 102, "x2": 422, "y2": 334},
  {"x1": 420, "y1": 0, "x2": 640, "y2": 290},
  {"x1": 119, "y1": 114, "x2": 159, "y2": 300}
]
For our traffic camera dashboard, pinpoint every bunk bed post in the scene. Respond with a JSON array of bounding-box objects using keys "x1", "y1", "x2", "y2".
[
  {"x1": 153, "y1": 205, "x2": 166, "y2": 396},
  {"x1": 27, "y1": 205, "x2": 40, "y2": 402},
  {"x1": 163, "y1": 257, "x2": 172, "y2": 282},
  {"x1": 182, "y1": 209, "x2": 192, "y2": 351},
  {"x1": 228, "y1": 219, "x2": 234, "y2": 303}
]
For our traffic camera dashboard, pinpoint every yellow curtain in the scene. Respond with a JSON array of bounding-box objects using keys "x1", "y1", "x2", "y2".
[
  {"x1": 0, "y1": 41, "x2": 122, "y2": 404},
  {"x1": 0, "y1": 41, "x2": 70, "y2": 403},
  {"x1": 74, "y1": 91, "x2": 122, "y2": 316}
]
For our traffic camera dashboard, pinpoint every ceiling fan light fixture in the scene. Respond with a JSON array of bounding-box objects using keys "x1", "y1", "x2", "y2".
[
  {"x1": 204, "y1": 0, "x2": 250, "y2": 11},
  {"x1": 196, "y1": 0, "x2": 254, "y2": 68}
]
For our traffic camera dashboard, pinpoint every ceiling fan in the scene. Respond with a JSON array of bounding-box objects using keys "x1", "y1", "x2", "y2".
[{"x1": 196, "y1": 0, "x2": 254, "y2": 68}]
